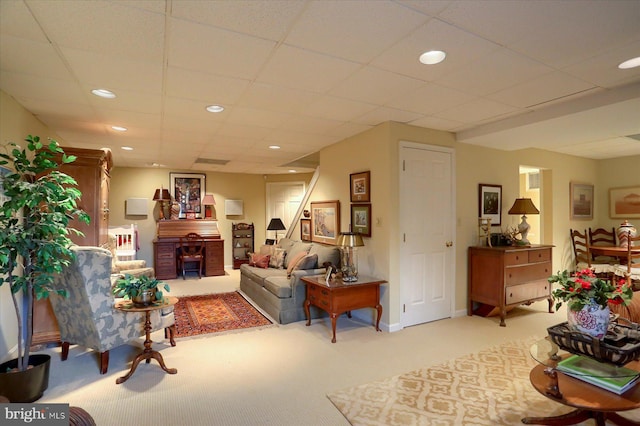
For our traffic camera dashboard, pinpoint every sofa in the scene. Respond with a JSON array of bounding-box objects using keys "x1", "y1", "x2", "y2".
[{"x1": 239, "y1": 238, "x2": 341, "y2": 324}]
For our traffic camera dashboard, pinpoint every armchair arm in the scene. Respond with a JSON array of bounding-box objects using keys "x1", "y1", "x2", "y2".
[{"x1": 115, "y1": 259, "x2": 147, "y2": 271}]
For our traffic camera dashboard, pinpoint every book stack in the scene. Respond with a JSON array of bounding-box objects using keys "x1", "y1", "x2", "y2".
[{"x1": 557, "y1": 355, "x2": 640, "y2": 395}]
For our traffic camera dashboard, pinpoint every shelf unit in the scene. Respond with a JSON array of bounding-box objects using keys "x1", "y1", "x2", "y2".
[{"x1": 232, "y1": 222, "x2": 254, "y2": 269}]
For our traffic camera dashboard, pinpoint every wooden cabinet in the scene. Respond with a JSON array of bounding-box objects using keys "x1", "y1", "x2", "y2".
[
  {"x1": 32, "y1": 147, "x2": 112, "y2": 347},
  {"x1": 467, "y1": 245, "x2": 554, "y2": 327},
  {"x1": 232, "y1": 223, "x2": 254, "y2": 269}
]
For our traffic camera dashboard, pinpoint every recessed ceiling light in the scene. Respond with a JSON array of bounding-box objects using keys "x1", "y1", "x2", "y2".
[
  {"x1": 121, "y1": 146, "x2": 133, "y2": 151},
  {"x1": 91, "y1": 89, "x2": 116, "y2": 99},
  {"x1": 206, "y1": 105, "x2": 225, "y2": 113},
  {"x1": 419, "y1": 50, "x2": 446, "y2": 65},
  {"x1": 618, "y1": 56, "x2": 640, "y2": 69},
  {"x1": 288, "y1": 169, "x2": 296, "y2": 173},
  {"x1": 111, "y1": 125, "x2": 127, "y2": 132},
  {"x1": 269, "y1": 145, "x2": 281, "y2": 150}
]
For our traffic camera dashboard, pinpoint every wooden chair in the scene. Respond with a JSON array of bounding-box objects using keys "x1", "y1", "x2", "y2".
[
  {"x1": 178, "y1": 232, "x2": 205, "y2": 279},
  {"x1": 614, "y1": 231, "x2": 640, "y2": 288},
  {"x1": 108, "y1": 224, "x2": 137, "y2": 261},
  {"x1": 570, "y1": 229, "x2": 612, "y2": 278},
  {"x1": 588, "y1": 227, "x2": 617, "y2": 263}
]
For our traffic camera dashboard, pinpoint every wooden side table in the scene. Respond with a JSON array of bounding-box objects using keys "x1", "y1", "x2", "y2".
[
  {"x1": 114, "y1": 296, "x2": 178, "y2": 384},
  {"x1": 301, "y1": 275, "x2": 385, "y2": 343}
]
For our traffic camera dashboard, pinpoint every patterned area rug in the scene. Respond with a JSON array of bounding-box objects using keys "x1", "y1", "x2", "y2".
[
  {"x1": 327, "y1": 337, "x2": 640, "y2": 425},
  {"x1": 173, "y1": 292, "x2": 273, "y2": 338}
]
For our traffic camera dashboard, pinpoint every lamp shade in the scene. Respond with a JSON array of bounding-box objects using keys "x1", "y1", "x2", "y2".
[
  {"x1": 153, "y1": 188, "x2": 171, "y2": 201},
  {"x1": 337, "y1": 232, "x2": 364, "y2": 247},
  {"x1": 508, "y1": 198, "x2": 539, "y2": 215},
  {"x1": 267, "y1": 218, "x2": 286, "y2": 231},
  {"x1": 202, "y1": 194, "x2": 216, "y2": 206}
]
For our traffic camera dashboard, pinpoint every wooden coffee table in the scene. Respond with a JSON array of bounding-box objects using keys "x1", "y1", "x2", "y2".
[
  {"x1": 523, "y1": 339, "x2": 640, "y2": 425},
  {"x1": 302, "y1": 275, "x2": 385, "y2": 343},
  {"x1": 114, "y1": 296, "x2": 178, "y2": 384}
]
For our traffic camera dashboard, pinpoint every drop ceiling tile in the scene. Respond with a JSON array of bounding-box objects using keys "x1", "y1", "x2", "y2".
[
  {"x1": 279, "y1": 115, "x2": 344, "y2": 135},
  {"x1": 217, "y1": 122, "x2": 274, "y2": 140},
  {"x1": 0, "y1": 36, "x2": 71, "y2": 81},
  {"x1": 352, "y1": 106, "x2": 423, "y2": 126},
  {"x1": 171, "y1": 0, "x2": 305, "y2": 41},
  {"x1": 435, "y1": 98, "x2": 518, "y2": 124},
  {"x1": 286, "y1": 0, "x2": 426, "y2": 63},
  {"x1": 166, "y1": 67, "x2": 250, "y2": 104},
  {"x1": 328, "y1": 66, "x2": 424, "y2": 105},
  {"x1": 266, "y1": 129, "x2": 336, "y2": 147},
  {"x1": 164, "y1": 96, "x2": 226, "y2": 120},
  {"x1": 408, "y1": 115, "x2": 463, "y2": 132},
  {"x1": 0, "y1": 72, "x2": 86, "y2": 104},
  {"x1": 324, "y1": 122, "x2": 374, "y2": 140},
  {"x1": 396, "y1": 0, "x2": 453, "y2": 17},
  {"x1": 303, "y1": 95, "x2": 377, "y2": 122},
  {"x1": 237, "y1": 82, "x2": 320, "y2": 114},
  {"x1": 386, "y1": 83, "x2": 474, "y2": 115},
  {"x1": 169, "y1": 18, "x2": 277, "y2": 80},
  {"x1": 487, "y1": 71, "x2": 595, "y2": 108},
  {"x1": 256, "y1": 45, "x2": 361, "y2": 94},
  {"x1": 0, "y1": 1, "x2": 48, "y2": 41},
  {"x1": 96, "y1": 110, "x2": 162, "y2": 130},
  {"x1": 88, "y1": 89, "x2": 162, "y2": 115},
  {"x1": 226, "y1": 106, "x2": 292, "y2": 129}
]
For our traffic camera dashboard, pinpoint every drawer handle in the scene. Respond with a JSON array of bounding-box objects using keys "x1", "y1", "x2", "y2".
[
  {"x1": 310, "y1": 296, "x2": 316, "y2": 301},
  {"x1": 509, "y1": 293, "x2": 513, "y2": 298},
  {"x1": 321, "y1": 290, "x2": 329, "y2": 296},
  {"x1": 508, "y1": 273, "x2": 512, "y2": 278},
  {"x1": 321, "y1": 301, "x2": 328, "y2": 306},
  {"x1": 515, "y1": 256, "x2": 519, "y2": 260}
]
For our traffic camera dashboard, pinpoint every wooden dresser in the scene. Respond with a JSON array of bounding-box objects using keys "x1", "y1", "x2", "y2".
[
  {"x1": 467, "y1": 245, "x2": 554, "y2": 326},
  {"x1": 153, "y1": 220, "x2": 224, "y2": 279}
]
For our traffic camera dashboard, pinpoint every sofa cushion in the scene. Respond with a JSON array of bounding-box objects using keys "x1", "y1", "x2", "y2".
[
  {"x1": 269, "y1": 247, "x2": 286, "y2": 269},
  {"x1": 263, "y1": 276, "x2": 293, "y2": 298},
  {"x1": 249, "y1": 253, "x2": 270, "y2": 268},
  {"x1": 284, "y1": 242, "x2": 312, "y2": 268},
  {"x1": 295, "y1": 253, "x2": 318, "y2": 271},
  {"x1": 286, "y1": 251, "x2": 308, "y2": 277},
  {"x1": 240, "y1": 264, "x2": 288, "y2": 286},
  {"x1": 309, "y1": 244, "x2": 341, "y2": 268},
  {"x1": 277, "y1": 238, "x2": 296, "y2": 252},
  {"x1": 259, "y1": 244, "x2": 275, "y2": 256}
]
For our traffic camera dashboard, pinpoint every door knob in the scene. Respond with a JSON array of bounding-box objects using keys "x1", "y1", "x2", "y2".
[{"x1": 446, "y1": 241, "x2": 453, "y2": 247}]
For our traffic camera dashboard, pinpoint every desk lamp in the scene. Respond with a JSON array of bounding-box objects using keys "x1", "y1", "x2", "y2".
[
  {"x1": 202, "y1": 194, "x2": 216, "y2": 219},
  {"x1": 152, "y1": 187, "x2": 171, "y2": 220},
  {"x1": 267, "y1": 218, "x2": 286, "y2": 243},
  {"x1": 508, "y1": 198, "x2": 539, "y2": 245}
]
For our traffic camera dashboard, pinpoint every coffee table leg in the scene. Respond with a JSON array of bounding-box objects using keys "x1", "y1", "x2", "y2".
[
  {"x1": 522, "y1": 409, "x2": 592, "y2": 425},
  {"x1": 304, "y1": 298, "x2": 311, "y2": 326},
  {"x1": 330, "y1": 313, "x2": 337, "y2": 343},
  {"x1": 375, "y1": 304, "x2": 382, "y2": 331}
]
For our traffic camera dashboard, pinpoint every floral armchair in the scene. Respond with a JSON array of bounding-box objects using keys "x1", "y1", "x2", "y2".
[{"x1": 49, "y1": 246, "x2": 175, "y2": 374}]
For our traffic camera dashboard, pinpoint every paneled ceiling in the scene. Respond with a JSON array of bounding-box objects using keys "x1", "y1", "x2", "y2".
[{"x1": 1, "y1": 0, "x2": 639, "y2": 174}]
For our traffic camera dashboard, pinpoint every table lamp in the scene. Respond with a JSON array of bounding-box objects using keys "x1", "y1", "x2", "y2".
[
  {"x1": 152, "y1": 186, "x2": 171, "y2": 220},
  {"x1": 202, "y1": 194, "x2": 216, "y2": 218},
  {"x1": 337, "y1": 230, "x2": 364, "y2": 282},
  {"x1": 267, "y1": 218, "x2": 286, "y2": 242},
  {"x1": 508, "y1": 198, "x2": 539, "y2": 245}
]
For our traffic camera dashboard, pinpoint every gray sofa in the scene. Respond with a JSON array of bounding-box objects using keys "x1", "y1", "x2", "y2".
[{"x1": 240, "y1": 238, "x2": 341, "y2": 324}]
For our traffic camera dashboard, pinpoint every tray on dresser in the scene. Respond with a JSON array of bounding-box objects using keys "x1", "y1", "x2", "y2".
[{"x1": 547, "y1": 320, "x2": 640, "y2": 366}]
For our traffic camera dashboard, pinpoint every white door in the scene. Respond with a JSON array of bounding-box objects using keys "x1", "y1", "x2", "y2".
[
  {"x1": 266, "y1": 182, "x2": 305, "y2": 239},
  {"x1": 400, "y1": 143, "x2": 455, "y2": 327}
]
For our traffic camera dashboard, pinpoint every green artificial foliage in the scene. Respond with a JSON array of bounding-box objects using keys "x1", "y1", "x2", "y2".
[
  {"x1": 0, "y1": 135, "x2": 89, "y2": 372},
  {"x1": 112, "y1": 274, "x2": 170, "y2": 301}
]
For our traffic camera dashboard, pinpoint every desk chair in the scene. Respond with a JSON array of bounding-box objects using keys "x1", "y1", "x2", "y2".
[
  {"x1": 570, "y1": 228, "x2": 613, "y2": 278},
  {"x1": 178, "y1": 232, "x2": 205, "y2": 279},
  {"x1": 588, "y1": 227, "x2": 617, "y2": 263}
]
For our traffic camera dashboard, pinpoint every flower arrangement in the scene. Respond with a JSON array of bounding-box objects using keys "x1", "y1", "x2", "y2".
[{"x1": 548, "y1": 268, "x2": 632, "y2": 312}]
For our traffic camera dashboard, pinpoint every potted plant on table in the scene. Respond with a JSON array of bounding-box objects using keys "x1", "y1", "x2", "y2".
[
  {"x1": 112, "y1": 274, "x2": 170, "y2": 306},
  {"x1": 548, "y1": 268, "x2": 633, "y2": 339},
  {"x1": 0, "y1": 135, "x2": 89, "y2": 402}
]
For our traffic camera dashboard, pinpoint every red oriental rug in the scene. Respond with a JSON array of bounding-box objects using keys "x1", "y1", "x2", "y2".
[{"x1": 173, "y1": 292, "x2": 273, "y2": 338}]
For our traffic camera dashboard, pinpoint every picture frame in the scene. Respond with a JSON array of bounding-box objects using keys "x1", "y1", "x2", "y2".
[
  {"x1": 170, "y1": 172, "x2": 206, "y2": 219},
  {"x1": 570, "y1": 182, "x2": 594, "y2": 220},
  {"x1": 350, "y1": 171, "x2": 370, "y2": 202},
  {"x1": 310, "y1": 200, "x2": 341, "y2": 245},
  {"x1": 478, "y1": 184, "x2": 502, "y2": 226},
  {"x1": 351, "y1": 203, "x2": 371, "y2": 237},
  {"x1": 609, "y1": 186, "x2": 640, "y2": 219},
  {"x1": 300, "y1": 218, "x2": 311, "y2": 242}
]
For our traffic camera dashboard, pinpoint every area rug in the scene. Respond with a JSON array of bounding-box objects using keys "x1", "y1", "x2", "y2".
[
  {"x1": 327, "y1": 337, "x2": 640, "y2": 425},
  {"x1": 173, "y1": 292, "x2": 273, "y2": 338}
]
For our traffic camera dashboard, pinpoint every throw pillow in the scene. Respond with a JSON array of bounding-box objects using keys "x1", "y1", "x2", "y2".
[
  {"x1": 294, "y1": 253, "x2": 318, "y2": 272},
  {"x1": 286, "y1": 251, "x2": 308, "y2": 278},
  {"x1": 269, "y1": 247, "x2": 286, "y2": 269},
  {"x1": 249, "y1": 253, "x2": 270, "y2": 269},
  {"x1": 259, "y1": 244, "x2": 275, "y2": 256}
]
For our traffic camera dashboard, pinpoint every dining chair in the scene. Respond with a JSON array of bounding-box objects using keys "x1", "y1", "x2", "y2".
[
  {"x1": 570, "y1": 229, "x2": 613, "y2": 278},
  {"x1": 178, "y1": 232, "x2": 205, "y2": 279},
  {"x1": 613, "y1": 231, "x2": 640, "y2": 288},
  {"x1": 588, "y1": 227, "x2": 618, "y2": 263}
]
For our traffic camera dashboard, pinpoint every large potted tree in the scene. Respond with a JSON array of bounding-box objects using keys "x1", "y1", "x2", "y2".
[{"x1": 0, "y1": 135, "x2": 88, "y2": 402}]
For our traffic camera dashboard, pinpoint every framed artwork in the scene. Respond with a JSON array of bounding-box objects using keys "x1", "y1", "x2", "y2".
[
  {"x1": 310, "y1": 200, "x2": 341, "y2": 245},
  {"x1": 350, "y1": 171, "x2": 370, "y2": 202},
  {"x1": 609, "y1": 186, "x2": 640, "y2": 219},
  {"x1": 351, "y1": 203, "x2": 371, "y2": 237},
  {"x1": 300, "y1": 218, "x2": 311, "y2": 242},
  {"x1": 570, "y1": 182, "x2": 594, "y2": 220},
  {"x1": 478, "y1": 183, "x2": 502, "y2": 226},
  {"x1": 170, "y1": 173, "x2": 205, "y2": 219}
]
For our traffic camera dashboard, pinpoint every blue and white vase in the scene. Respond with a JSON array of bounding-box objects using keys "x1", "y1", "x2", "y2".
[{"x1": 567, "y1": 301, "x2": 610, "y2": 339}]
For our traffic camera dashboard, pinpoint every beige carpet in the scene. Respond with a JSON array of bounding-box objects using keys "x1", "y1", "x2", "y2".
[{"x1": 327, "y1": 337, "x2": 640, "y2": 425}]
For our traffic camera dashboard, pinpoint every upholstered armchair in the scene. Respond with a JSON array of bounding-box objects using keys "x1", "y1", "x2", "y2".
[
  {"x1": 49, "y1": 246, "x2": 175, "y2": 374},
  {"x1": 105, "y1": 234, "x2": 154, "y2": 279}
]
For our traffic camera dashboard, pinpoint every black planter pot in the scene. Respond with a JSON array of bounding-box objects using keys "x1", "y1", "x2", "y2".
[{"x1": 0, "y1": 354, "x2": 51, "y2": 402}]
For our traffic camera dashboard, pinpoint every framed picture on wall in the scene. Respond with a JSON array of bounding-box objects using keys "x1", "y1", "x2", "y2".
[
  {"x1": 310, "y1": 200, "x2": 340, "y2": 245},
  {"x1": 478, "y1": 183, "x2": 502, "y2": 226},
  {"x1": 300, "y1": 218, "x2": 311, "y2": 242},
  {"x1": 609, "y1": 186, "x2": 640, "y2": 219},
  {"x1": 170, "y1": 173, "x2": 205, "y2": 219},
  {"x1": 351, "y1": 203, "x2": 371, "y2": 237},
  {"x1": 350, "y1": 171, "x2": 370, "y2": 202},
  {"x1": 570, "y1": 182, "x2": 594, "y2": 220}
]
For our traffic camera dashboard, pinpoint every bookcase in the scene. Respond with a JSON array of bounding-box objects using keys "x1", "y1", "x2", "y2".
[{"x1": 232, "y1": 223, "x2": 254, "y2": 269}]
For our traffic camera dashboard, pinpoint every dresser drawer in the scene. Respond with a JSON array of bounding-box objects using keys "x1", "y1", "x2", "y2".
[
  {"x1": 307, "y1": 285, "x2": 330, "y2": 308},
  {"x1": 506, "y1": 262, "x2": 551, "y2": 285},
  {"x1": 505, "y1": 280, "x2": 550, "y2": 304},
  {"x1": 504, "y1": 251, "x2": 528, "y2": 266},
  {"x1": 528, "y1": 249, "x2": 551, "y2": 263}
]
